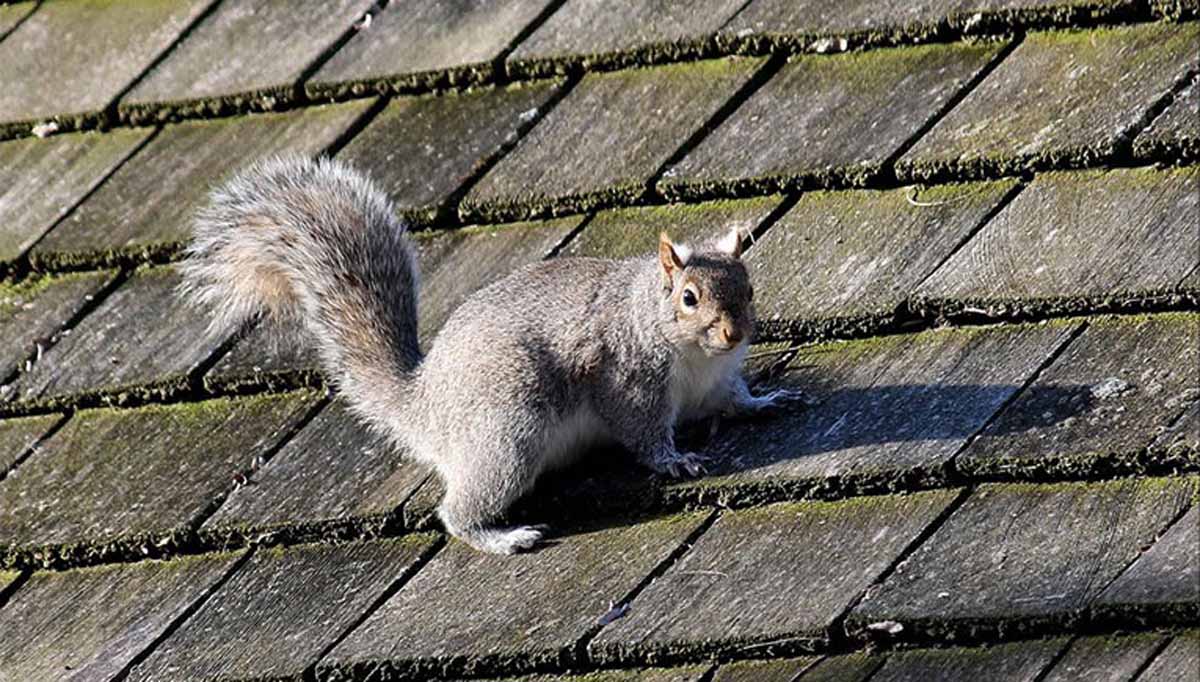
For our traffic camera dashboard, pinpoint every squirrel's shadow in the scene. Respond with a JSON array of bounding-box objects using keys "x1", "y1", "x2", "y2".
[{"x1": 506, "y1": 381, "x2": 1097, "y2": 542}]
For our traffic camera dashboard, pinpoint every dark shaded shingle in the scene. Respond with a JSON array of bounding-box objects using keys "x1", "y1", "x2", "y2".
[
  {"x1": 898, "y1": 22, "x2": 1200, "y2": 180},
  {"x1": 0, "y1": 392, "x2": 320, "y2": 568},
  {"x1": 660, "y1": 42, "x2": 1003, "y2": 198},
  {"x1": 0, "y1": 552, "x2": 241, "y2": 681},
  {"x1": 0, "y1": 0, "x2": 212, "y2": 135},
  {"x1": 673, "y1": 320, "x2": 1078, "y2": 504},
  {"x1": 0, "y1": 128, "x2": 151, "y2": 263},
  {"x1": 126, "y1": 537, "x2": 438, "y2": 682},
  {"x1": 120, "y1": 0, "x2": 375, "y2": 121},
  {"x1": 590, "y1": 492, "x2": 958, "y2": 660},
  {"x1": 31, "y1": 101, "x2": 373, "y2": 269},
  {"x1": 960, "y1": 314, "x2": 1200, "y2": 479}
]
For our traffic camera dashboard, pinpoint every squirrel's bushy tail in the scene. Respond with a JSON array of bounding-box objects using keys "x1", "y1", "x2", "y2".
[{"x1": 180, "y1": 155, "x2": 421, "y2": 432}]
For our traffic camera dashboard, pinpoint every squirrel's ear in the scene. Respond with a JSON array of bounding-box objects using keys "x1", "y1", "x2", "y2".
[
  {"x1": 716, "y1": 227, "x2": 743, "y2": 259},
  {"x1": 658, "y1": 231, "x2": 686, "y2": 284}
]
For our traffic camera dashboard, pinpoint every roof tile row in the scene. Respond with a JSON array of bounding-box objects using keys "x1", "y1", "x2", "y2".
[
  {"x1": 1, "y1": 312, "x2": 1193, "y2": 571},
  {"x1": 0, "y1": 391, "x2": 321, "y2": 567},
  {"x1": 0, "y1": 480, "x2": 1192, "y2": 679},
  {"x1": 3, "y1": 161, "x2": 1193, "y2": 411}
]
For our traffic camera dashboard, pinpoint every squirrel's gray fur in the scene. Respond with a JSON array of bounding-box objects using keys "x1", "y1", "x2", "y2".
[{"x1": 181, "y1": 155, "x2": 799, "y2": 554}]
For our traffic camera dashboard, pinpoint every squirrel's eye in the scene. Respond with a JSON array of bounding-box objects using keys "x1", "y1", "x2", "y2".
[{"x1": 682, "y1": 289, "x2": 698, "y2": 308}]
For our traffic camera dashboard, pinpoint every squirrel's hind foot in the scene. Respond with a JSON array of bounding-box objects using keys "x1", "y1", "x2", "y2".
[
  {"x1": 454, "y1": 524, "x2": 549, "y2": 555},
  {"x1": 650, "y1": 451, "x2": 709, "y2": 479}
]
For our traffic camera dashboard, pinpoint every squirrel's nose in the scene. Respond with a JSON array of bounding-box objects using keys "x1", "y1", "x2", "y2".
[{"x1": 722, "y1": 325, "x2": 744, "y2": 345}]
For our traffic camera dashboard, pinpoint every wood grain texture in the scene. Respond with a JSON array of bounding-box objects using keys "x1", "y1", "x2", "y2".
[
  {"x1": 1039, "y1": 633, "x2": 1167, "y2": 682},
  {"x1": 11, "y1": 267, "x2": 229, "y2": 404},
  {"x1": 34, "y1": 101, "x2": 372, "y2": 266},
  {"x1": 918, "y1": 168, "x2": 1200, "y2": 308},
  {"x1": 204, "y1": 400, "x2": 429, "y2": 537},
  {"x1": 848, "y1": 478, "x2": 1197, "y2": 639},
  {"x1": 591, "y1": 492, "x2": 957, "y2": 658},
  {"x1": 127, "y1": 537, "x2": 437, "y2": 681},
  {"x1": 0, "y1": 552, "x2": 241, "y2": 681},
  {"x1": 323, "y1": 513, "x2": 709, "y2": 679}
]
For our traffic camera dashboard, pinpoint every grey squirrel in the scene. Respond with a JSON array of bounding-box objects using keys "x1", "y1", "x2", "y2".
[{"x1": 181, "y1": 155, "x2": 801, "y2": 554}]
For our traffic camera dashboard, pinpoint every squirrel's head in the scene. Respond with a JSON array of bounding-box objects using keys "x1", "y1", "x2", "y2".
[{"x1": 657, "y1": 229, "x2": 754, "y2": 357}]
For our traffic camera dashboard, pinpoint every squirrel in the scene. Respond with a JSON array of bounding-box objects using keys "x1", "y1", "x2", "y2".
[{"x1": 180, "y1": 155, "x2": 802, "y2": 554}]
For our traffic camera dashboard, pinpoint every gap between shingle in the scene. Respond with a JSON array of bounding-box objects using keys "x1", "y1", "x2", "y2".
[
  {"x1": 294, "y1": 0, "x2": 391, "y2": 100},
  {"x1": 907, "y1": 179, "x2": 1029, "y2": 296},
  {"x1": 0, "y1": 411, "x2": 69, "y2": 485},
  {"x1": 943, "y1": 320, "x2": 1091, "y2": 479},
  {"x1": 1085, "y1": 496, "x2": 1198, "y2": 622},
  {"x1": 494, "y1": 0, "x2": 572, "y2": 76},
  {"x1": 647, "y1": 53, "x2": 787, "y2": 196},
  {"x1": 109, "y1": 546, "x2": 257, "y2": 682},
  {"x1": 11, "y1": 128, "x2": 162, "y2": 278},
  {"x1": 101, "y1": 0, "x2": 226, "y2": 128},
  {"x1": 1121, "y1": 633, "x2": 1179, "y2": 682},
  {"x1": 575, "y1": 509, "x2": 723, "y2": 660},
  {"x1": 444, "y1": 74, "x2": 584, "y2": 229},
  {"x1": 828, "y1": 487, "x2": 973, "y2": 649},
  {"x1": 0, "y1": 267, "x2": 132, "y2": 391},
  {"x1": 183, "y1": 392, "x2": 332, "y2": 537},
  {"x1": 1112, "y1": 63, "x2": 1200, "y2": 161},
  {"x1": 880, "y1": 35, "x2": 1025, "y2": 180},
  {"x1": 305, "y1": 535, "x2": 447, "y2": 682}
]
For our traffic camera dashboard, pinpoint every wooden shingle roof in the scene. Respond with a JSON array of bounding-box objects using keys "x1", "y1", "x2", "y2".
[{"x1": 0, "y1": 1, "x2": 1196, "y2": 680}]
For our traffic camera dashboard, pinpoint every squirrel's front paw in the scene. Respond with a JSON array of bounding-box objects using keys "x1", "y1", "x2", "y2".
[
  {"x1": 651, "y1": 451, "x2": 709, "y2": 479},
  {"x1": 739, "y1": 387, "x2": 810, "y2": 416}
]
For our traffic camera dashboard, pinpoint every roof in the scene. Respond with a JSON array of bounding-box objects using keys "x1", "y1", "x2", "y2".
[{"x1": 0, "y1": 0, "x2": 1196, "y2": 680}]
